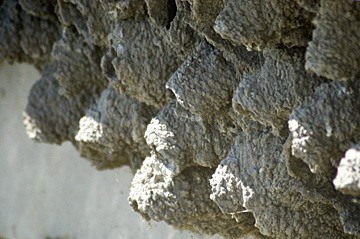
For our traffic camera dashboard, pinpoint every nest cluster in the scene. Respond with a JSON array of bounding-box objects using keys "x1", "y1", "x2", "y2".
[{"x1": 2, "y1": 0, "x2": 360, "y2": 238}]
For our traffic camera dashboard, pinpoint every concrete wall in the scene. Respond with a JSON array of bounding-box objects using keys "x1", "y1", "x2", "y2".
[{"x1": 0, "y1": 62, "x2": 220, "y2": 239}]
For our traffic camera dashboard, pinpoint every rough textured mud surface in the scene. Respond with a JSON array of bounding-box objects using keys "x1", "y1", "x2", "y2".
[{"x1": 2, "y1": 0, "x2": 360, "y2": 238}]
